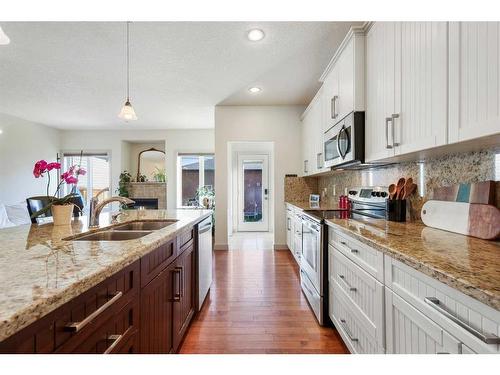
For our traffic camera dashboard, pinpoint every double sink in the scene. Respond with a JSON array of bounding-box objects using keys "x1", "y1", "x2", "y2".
[{"x1": 67, "y1": 220, "x2": 178, "y2": 241}]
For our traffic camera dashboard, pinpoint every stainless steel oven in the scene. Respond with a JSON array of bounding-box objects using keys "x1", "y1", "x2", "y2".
[
  {"x1": 324, "y1": 111, "x2": 365, "y2": 169},
  {"x1": 300, "y1": 213, "x2": 325, "y2": 325}
]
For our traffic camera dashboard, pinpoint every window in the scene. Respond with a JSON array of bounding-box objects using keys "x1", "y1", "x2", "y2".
[
  {"x1": 177, "y1": 154, "x2": 215, "y2": 207},
  {"x1": 62, "y1": 152, "x2": 111, "y2": 213}
]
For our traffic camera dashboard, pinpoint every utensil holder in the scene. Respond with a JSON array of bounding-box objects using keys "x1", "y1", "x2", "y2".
[{"x1": 386, "y1": 199, "x2": 406, "y2": 222}]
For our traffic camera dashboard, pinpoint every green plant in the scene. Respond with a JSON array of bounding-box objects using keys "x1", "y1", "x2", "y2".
[
  {"x1": 152, "y1": 167, "x2": 166, "y2": 182},
  {"x1": 116, "y1": 171, "x2": 132, "y2": 197}
]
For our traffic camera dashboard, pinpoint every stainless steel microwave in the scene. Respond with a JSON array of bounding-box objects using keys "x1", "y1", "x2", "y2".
[{"x1": 323, "y1": 111, "x2": 365, "y2": 169}]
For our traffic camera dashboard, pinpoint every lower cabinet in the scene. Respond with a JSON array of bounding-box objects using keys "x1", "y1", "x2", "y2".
[
  {"x1": 0, "y1": 224, "x2": 200, "y2": 354},
  {"x1": 140, "y1": 261, "x2": 176, "y2": 354},
  {"x1": 385, "y1": 289, "x2": 461, "y2": 354},
  {"x1": 172, "y1": 243, "x2": 196, "y2": 351}
]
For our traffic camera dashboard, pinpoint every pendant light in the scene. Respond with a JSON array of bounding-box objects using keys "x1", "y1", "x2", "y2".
[
  {"x1": 0, "y1": 26, "x2": 10, "y2": 45},
  {"x1": 118, "y1": 21, "x2": 137, "y2": 121}
]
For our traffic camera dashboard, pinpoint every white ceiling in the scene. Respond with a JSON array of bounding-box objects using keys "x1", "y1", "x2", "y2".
[{"x1": 0, "y1": 22, "x2": 359, "y2": 130}]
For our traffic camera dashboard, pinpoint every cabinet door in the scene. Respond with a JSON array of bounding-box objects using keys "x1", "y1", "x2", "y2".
[
  {"x1": 140, "y1": 262, "x2": 175, "y2": 354},
  {"x1": 323, "y1": 64, "x2": 340, "y2": 132},
  {"x1": 313, "y1": 89, "x2": 326, "y2": 172},
  {"x1": 337, "y1": 38, "x2": 354, "y2": 122},
  {"x1": 301, "y1": 114, "x2": 311, "y2": 176},
  {"x1": 385, "y1": 289, "x2": 462, "y2": 354},
  {"x1": 449, "y1": 22, "x2": 500, "y2": 142},
  {"x1": 365, "y1": 22, "x2": 397, "y2": 162},
  {"x1": 395, "y1": 22, "x2": 448, "y2": 155},
  {"x1": 173, "y1": 244, "x2": 196, "y2": 351},
  {"x1": 286, "y1": 210, "x2": 293, "y2": 252}
]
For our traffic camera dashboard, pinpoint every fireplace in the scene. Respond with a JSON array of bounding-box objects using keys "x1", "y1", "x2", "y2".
[
  {"x1": 127, "y1": 182, "x2": 167, "y2": 209},
  {"x1": 128, "y1": 198, "x2": 159, "y2": 209}
]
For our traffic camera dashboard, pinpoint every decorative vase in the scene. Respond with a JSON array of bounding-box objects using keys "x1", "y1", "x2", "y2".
[{"x1": 52, "y1": 204, "x2": 74, "y2": 226}]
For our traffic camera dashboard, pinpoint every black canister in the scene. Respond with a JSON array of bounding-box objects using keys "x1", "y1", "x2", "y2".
[{"x1": 386, "y1": 199, "x2": 406, "y2": 222}]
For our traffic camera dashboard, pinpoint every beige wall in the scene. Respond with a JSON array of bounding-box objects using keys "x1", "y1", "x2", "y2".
[
  {"x1": 128, "y1": 141, "x2": 165, "y2": 180},
  {"x1": 60, "y1": 129, "x2": 214, "y2": 209},
  {"x1": 0, "y1": 113, "x2": 61, "y2": 204},
  {"x1": 214, "y1": 106, "x2": 304, "y2": 249}
]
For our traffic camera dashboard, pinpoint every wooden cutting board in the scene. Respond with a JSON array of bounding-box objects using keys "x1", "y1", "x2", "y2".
[
  {"x1": 421, "y1": 200, "x2": 500, "y2": 240},
  {"x1": 432, "y1": 180, "x2": 496, "y2": 205}
]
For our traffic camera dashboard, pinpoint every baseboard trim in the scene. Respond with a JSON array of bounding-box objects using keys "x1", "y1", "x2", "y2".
[
  {"x1": 214, "y1": 244, "x2": 229, "y2": 251},
  {"x1": 273, "y1": 244, "x2": 289, "y2": 250}
]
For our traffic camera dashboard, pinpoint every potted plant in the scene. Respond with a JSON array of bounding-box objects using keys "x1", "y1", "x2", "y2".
[{"x1": 31, "y1": 159, "x2": 86, "y2": 225}]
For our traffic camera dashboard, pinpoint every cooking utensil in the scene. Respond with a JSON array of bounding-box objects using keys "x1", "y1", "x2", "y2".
[
  {"x1": 421, "y1": 200, "x2": 500, "y2": 240},
  {"x1": 403, "y1": 183, "x2": 417, "y2": 199},
  {"x1": 395, "y1": 178, "x2": 406, "y2": 200},
  {"x1": 388, "y1": 184, "x2": 397, "y2": 200}
]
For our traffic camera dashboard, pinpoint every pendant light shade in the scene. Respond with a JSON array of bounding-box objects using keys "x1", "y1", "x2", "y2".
[
  {"x1": 118, "y1": 100, "x2": 138, "y2": 121},
  {"x1": 0, "y1": 26, "x2": 10, "y2": 45},
  {"x1": 118, "y1": 21, "x2": 137, "y2": 121}
]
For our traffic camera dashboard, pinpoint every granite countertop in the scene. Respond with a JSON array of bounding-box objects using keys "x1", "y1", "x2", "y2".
[
  {"x1": 325, "y1": 216, "x2": 500, "y2": 311},
  {"x1": 0, "y1": 208, "x2": 212, "y2": 342},
  {"x1": 286, "y1": 201, "x2": 346, "y2": 211}
]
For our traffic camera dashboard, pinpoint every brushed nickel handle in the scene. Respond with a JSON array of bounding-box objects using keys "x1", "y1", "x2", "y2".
[
  {"x1": 333, "y1": 95, "x2": 339, "y2": 119},
  {"x1": 385, "y1": 117, "x2": 393, "y2": 149},
  {"x1": 317, "y1": 153, "x2": 323, "y2": 169},
  {"x1": 340, "y1": 240, "x2": 358, "y2": 253},
  {"x1": 173, "y1": 268, "x2": 182, "y2": 301},
  {"x1": 64, "y1": 291, "x2": 123, "y2": 332},
  {"x1": 392, "y1": 113, "x2": 400, "y2": 147},
  {"x1": 339, "y1": 275, "x2": 357, "y2": 292},
  {"x1": 340, "y1": 319, "x2": 358, "y2": 342},
  {"x1": 424, "y1": 297, "x2": 500, "y2": 344},
  {"x1": 287, "y1": 217, "x2": 291, "y2": 231},
  {"x1": 179, "y1": 266, "x2": 184, "y2": 297},
  {"x1": 103, "y1": 327, "x2": 132, "y2": 354},
  {"x1": 331, "y1": 97, "x2": 335, "y2": 119}
]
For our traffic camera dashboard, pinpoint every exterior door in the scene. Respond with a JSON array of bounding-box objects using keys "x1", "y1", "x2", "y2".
[{"x1": 237, "y1": 154, "x2": 269, "y2": 232}]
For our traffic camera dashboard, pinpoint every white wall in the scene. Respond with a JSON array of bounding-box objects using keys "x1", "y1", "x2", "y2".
[
  {"x1": 60, "y1": 129, "x2": 214, "y2": 209},
  {"x1": 127, "y1": 141, "x2": 165, "y2": 180},
  {"x1": 214, "y1": 106, "x2": 303, "y2": 249},
  {"x1": 0, "y1": 113, "x2": 61, "y2": 204}
]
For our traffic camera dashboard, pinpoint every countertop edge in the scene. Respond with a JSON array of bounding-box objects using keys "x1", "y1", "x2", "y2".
[
  {"x1": 0, "y1": 211, "x2": 212, "y2": 342},
  {"x1": 324, "y1": 219, "x2": 500, "y2": 311}
]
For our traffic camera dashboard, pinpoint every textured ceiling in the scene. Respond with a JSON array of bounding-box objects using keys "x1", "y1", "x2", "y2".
[{"x1": 0, "y1": 22, "x2": 358, "y2": 129}]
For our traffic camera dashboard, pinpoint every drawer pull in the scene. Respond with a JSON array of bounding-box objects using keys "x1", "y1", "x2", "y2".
[
  {"x1": 64, "y1": 291, "x2": 123, "y2": 332},
  {"x1": 340, "y1": 319, "x2": 358, "y2": 342},
  {"x1": 339, "y1": 240, "x2": 358, "y2": 253},
  {"x1": 424, "y1": 297, "x2": 500, "y2": 344},
  {"x1": 338, "y1": 275, "x2": 357, "y2": 292},
  {"x1": 173, "y1": 268, "x2": 182, "y2": 301},
  {"x1": 103, "y1": 327, "x2": 132, "y2": 354}
]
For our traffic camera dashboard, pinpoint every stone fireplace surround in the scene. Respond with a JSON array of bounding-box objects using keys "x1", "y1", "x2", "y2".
[{"x1": 127, "y1": 182, "x2": 167, "y2": 209}]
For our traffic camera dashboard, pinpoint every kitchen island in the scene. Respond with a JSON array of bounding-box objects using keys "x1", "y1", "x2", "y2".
[{"x1": 0, "y1": 208, "x2": 212, "y2": 353}]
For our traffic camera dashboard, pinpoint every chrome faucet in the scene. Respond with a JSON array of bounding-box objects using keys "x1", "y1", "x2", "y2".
[{"x1": 88, "y1": 196, "x2": 135, "y2": 228}]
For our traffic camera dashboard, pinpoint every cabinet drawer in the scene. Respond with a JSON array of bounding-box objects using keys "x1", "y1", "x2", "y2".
[
  {"x1": 329, "y1": 245, "x2": 384, "y2": 348},
  {"x1": 141, "y1": 239, "x2": 177, "y2": 287},
  {"x1": 0, "y1": 260, "x2": 139, "y2": 353},
  {"x1": 385, "y1": 255, "x2": 500, "y2": 353},
  {"x1": 178, "y1": 227, "x2": 194, "y2": 252},
  {"x1": 330, "y1": 281, "x2": 384, "y2": 353},
  {"x1": 328, "y1": 227, "x2": 384, "y2": 282},
  {"x1": 57, "y1": 298, "x2": 139, "y2": 353}
]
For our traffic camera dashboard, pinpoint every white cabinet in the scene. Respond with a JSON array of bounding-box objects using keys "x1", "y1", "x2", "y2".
[
  {"x1": 365, "y1": 22, "x2": 398, "y2": 161},
  {"x1": 385, "y1": 289, "x2": 462, "y2": 354},
  {"x1": 300, "y1": 88, "x2": 326, "y2": 176},
  {"x1": 321, "y1": 28, "x2": 365, "y2": 133},
  {"x1": 449, "y1": 22, "x2": 500, "y2": 143},
  {"x1": 365, "y1": 22, "x2": 448, "y2": 162},
  {"x1": 286, "y1": 207, "x2": 293, "y2": 254}
]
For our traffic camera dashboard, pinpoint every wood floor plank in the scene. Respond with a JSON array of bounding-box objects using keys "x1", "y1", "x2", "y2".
[{"x1": 179, "y1": 249, "x2": 348, "y2": 354}]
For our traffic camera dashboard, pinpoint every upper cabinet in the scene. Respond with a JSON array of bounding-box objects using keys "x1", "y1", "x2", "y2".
[
  {"x1": 449, "y1": 22, "x2": 500, "y2": 143},
  {"x1": 365, "y1": 22, "x2": 448, "y2": 162},
  {"x1": 301, "y1": 88, "x2": 326, "y2": 176},
  {"x1": 321, "y1": 28, "x2": 365, "y2": 133}
]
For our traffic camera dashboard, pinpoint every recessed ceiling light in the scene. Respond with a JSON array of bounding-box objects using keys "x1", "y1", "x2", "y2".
[
  {"x1": 247, "y1": 29, "x2": 265, "y2": 42},
  {"x1": 0, "y1": 129, "x2": 3, "y2": 135},
  {"x1": 248, "y1": 87, "x2": 262, "y2": 93},
  {"x1": 0, "y1": 26, "x2": 10, "y2": 45}
]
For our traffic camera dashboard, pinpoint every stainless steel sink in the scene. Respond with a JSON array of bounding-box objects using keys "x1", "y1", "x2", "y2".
[
  {"x1": 71, "y1": 230, "x2": 152, "y2": 241},
  {"x1": 112, "y1": 220, "x2": 178, "y2": 231}
]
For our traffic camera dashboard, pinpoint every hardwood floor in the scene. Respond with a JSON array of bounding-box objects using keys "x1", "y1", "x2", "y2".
[{"x1": 179, "y1": 249, "x2": 348, "y2": 354}]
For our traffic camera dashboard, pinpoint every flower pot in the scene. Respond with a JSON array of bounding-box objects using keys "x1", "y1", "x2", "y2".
[{"x1": 52, "y1": 204, "x2": 74, "y2": 226}]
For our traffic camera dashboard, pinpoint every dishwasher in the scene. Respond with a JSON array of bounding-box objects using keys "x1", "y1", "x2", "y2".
[{"x1": 197, "y1": 216, "x2": 213, "y2": 310}]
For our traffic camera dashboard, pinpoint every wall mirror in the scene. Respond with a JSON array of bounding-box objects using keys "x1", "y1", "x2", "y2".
[{"x1": 137, "y1": 147, "x2": 166, "y2": 182}]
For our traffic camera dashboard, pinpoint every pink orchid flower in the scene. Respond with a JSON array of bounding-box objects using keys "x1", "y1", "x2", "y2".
[
  {"x1": 76, "y1": 167, "x2": 87, "y2": 176},
  {"x1": 46, "y1": 162, "x2": 61, "y2": 171},
  {"x1": 33, "y1": 160, "x2": 48, "y2": 178}
]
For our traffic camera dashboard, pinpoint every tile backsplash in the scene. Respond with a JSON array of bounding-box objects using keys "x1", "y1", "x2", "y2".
[{"x1": 306, "y1": 148, "x2": 499, "y2": 220}]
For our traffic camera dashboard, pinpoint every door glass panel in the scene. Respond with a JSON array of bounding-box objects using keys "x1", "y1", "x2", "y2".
[
  {"x1": 181, "y1": 156, "x2": 200, "y2": 206},
  {"x1": 203, "y1": 155, "x2": 215, "y2": 189},
  {"x1": 243, "y1": 161, "x2": 263, "y2": 223},
  {"x1": 302, "y1": 224, "x2": 318, "y2": 272},
  {"x1": 324, "y1": 136, "x2": 339, "y2": 162}
]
